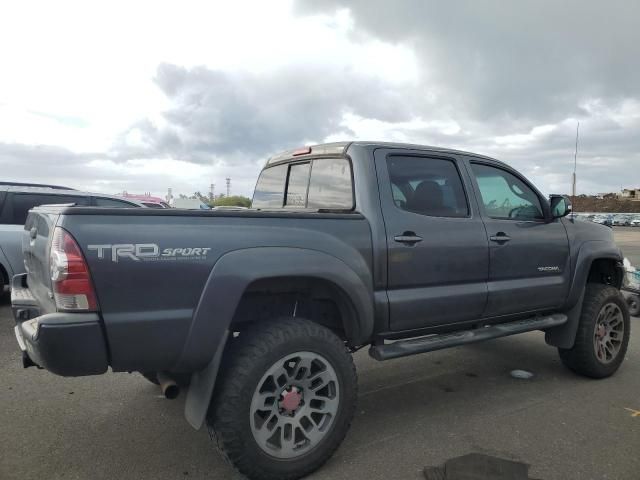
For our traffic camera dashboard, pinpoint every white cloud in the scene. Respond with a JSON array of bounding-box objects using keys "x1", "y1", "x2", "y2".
[
  {"x1": 0, "y1": 0, "x2": 638, "y2": 199},
  {"x1": 0, "y1": 0, "x2": 422, "y2": 196}
]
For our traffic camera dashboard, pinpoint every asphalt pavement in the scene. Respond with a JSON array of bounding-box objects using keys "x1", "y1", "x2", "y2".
[{"x1": 1, "y1": 227, "x2": 639, "y2": 480}]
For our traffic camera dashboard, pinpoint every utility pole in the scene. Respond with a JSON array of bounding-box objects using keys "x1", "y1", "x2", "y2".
[
  {"x1": 209, "y1": 183, "x2": 215, "y2": 201},
  {"x1": 226, "y1": 177, "x2": 231, "y2": 197},
  {"x1": 572, "y1": 121, "x2": 579, "y2": 201}
]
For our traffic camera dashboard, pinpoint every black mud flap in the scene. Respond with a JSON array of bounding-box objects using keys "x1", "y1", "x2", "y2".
[{"x1": 184, "y1": 331, "x2": 229, "y2": 429}]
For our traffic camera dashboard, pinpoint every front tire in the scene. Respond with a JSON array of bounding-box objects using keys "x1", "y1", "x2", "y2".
[
  {"x1": 559, "y1": 284, "x2": 630, "y2": 378},
  {"x1": 208, "y1": 318, "x2": 357, "y2": 480}
]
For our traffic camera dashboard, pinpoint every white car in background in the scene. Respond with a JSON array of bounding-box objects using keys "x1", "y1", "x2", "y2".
[
  {"x1": 172, "y1": 198, "x2": 211, "y2": 209},
  {"x1": 612, "y1": 215, "x2": 630, "y2": 226}
]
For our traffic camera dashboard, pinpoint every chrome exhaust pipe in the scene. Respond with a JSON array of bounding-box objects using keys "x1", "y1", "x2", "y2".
[{"x1": 157, "y1": 371, "x2": 180, "y2": 399}]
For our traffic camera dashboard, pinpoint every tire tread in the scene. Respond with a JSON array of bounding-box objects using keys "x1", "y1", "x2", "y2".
[
  {"x1": 559, "y1": 283, "x2": 630, "y2": 378},
  {"x1": 208, "y1": 318, "x2": 357, "y2": 480}
]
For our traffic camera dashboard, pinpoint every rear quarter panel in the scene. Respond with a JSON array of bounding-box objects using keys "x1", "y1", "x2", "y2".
[{"x1": 59, "y1": 212, "x2": 373, "y2": 372}]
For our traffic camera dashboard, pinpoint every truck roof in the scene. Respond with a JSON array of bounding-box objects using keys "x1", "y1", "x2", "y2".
[{"x1": 266, "y1": 141, "x2": 507, "y2": 168}]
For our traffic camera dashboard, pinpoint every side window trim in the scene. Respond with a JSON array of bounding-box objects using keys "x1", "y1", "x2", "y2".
[
  {"x1": 469, "y1": 160, "x2": 546, "y2": 222},
  {"x1": 385, "y1": 154, "x2": 471, "y2": 219}
]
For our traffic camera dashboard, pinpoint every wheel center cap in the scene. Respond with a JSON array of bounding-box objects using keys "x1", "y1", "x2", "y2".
[
  {"x1": 596, "y1": 324, "x2": 606, "y2": 339},
  {"x1": 280, "y1": 387, "x2": 302, "y2": 413}
]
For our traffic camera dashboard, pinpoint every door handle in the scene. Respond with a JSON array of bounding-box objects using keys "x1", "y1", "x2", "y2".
[
  {"x1": 394, "y1": 232, "x2": 423, "y2": 245},
  {"x1": 489, "y1": 232, "x2": 511, "y2": 243}
]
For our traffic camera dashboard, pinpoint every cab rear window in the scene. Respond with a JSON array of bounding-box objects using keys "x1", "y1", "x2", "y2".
[
  {"x1": 252, "y1": 164, "x2": 288, "y2": 208},
  {"x1": 252, "y1": 158, "x2": 353, "y2": 210}
]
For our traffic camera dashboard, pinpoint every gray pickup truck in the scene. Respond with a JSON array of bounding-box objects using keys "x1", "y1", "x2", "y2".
[{"x1": 12, "y1": 142, "x2": 630, "y2": 480}]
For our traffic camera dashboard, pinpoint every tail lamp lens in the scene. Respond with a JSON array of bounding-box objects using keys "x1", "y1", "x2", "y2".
[{"x1": 50, "y1": 227, "x2": 98, "y2": 311}]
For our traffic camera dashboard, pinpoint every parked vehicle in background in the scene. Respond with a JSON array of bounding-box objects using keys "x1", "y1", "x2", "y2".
[
  {"x1": 612, "y1": 215, "x2": 631, "y2": 227},
  {"x1": 623, "y1": 215, "x2": 635, "y2": 226},
  {"x1": 0, "y1": 182, "x2": 144, "y2": 293},
  {"x1": 572, "y1": 213, "x2": 591, "y2": 222},
  {"x1": 121, "y1": 193, "x2": 171, "y2": 208},
  {"x1": 12, "y1": 142, "x2": 630, "y2": 480},
  {"x1": 631, "y1": 218, "x2": 640, "y2": 227},
  {"x1": 172, "y1": 198, "x2": 211, "y2": 209},
  {"x1": 622, "y1": 259, "x2": 640, "y2": 317},
  {"x1": 139, "y1": 200, "x2": 170, "y2": 208},
  {"x1": 211, "y1": 205, "x2": 248, "y2": 211},
  {"x1": 593, "y1": 215, "x2": 613, "y2": 227}
]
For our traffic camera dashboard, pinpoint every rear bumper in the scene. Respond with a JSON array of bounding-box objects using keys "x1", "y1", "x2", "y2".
[{"x1": 12, "y1": 274, "x2": 109, "y2": 376}]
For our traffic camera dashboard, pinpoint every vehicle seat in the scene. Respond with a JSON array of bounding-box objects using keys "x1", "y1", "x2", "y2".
[{"x1": 406, "y1": 180, "x2": 455, "y2": 216}]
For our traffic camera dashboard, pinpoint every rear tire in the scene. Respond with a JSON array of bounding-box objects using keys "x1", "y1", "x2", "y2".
[
  {"x1": 627, "y1": 294, "x2": 640, "y2": 317},
  {"x1": 208, "y1": 318, "x2": 357, "y2": 480},
  {"x1": 559, "y1": 284, "x2": 630, "y2": 378}
]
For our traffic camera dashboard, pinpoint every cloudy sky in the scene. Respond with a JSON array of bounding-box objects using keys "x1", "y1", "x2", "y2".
[{"x1": 1, "y1": 0, "x2": 639, "y2": 199}]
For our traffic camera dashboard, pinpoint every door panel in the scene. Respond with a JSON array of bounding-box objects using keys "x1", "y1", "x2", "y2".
[
  {"x1": 375, "y1": 149, "x2": 489, "y2": 331},
  {"x1": 467, "y1": 161, "x2": 570, "y2": 317}
]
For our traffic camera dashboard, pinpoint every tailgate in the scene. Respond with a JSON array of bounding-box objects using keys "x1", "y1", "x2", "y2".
[{"x1": 22, "y1": 207, "x2": 62, "y2": 313}]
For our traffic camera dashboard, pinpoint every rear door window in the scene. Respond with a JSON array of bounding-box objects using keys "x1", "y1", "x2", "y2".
[
  {"x1": 386, "y1": 156, "x2": 469, "y2": 217},
  {"x1": 11, "y1": 194, "x2": 90, "y2": 225}
]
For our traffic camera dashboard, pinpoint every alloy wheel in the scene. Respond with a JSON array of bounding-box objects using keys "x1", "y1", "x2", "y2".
[
  {"x1": 249, "y1": 351, "x2": 340, "y2": 459},
  {"x1": 593, "y1": 303, "x2": 624, "y2": 364}
]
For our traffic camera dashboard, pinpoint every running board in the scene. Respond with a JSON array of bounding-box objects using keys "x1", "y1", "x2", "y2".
[{"x1": 369, "y1": 314, "x2": 568, "y2": 361}]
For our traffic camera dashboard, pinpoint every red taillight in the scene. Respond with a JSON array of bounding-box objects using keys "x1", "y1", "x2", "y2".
[{"x1": 50, "y1": 227, "x2": 98, "y2": 311}]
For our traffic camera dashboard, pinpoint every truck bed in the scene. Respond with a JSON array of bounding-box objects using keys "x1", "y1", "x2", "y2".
[{"x1": 22, "y1": 205, "x2": 374, "y2": 374}]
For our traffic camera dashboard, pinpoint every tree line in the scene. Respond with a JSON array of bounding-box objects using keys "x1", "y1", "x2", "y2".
[{"x1": 178, "y1": 192, "x2": 252, "y2": 208}]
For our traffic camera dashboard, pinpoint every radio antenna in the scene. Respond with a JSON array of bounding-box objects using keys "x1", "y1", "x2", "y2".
[{"x1": 572, "y1": 121, "x2": 579, "y2": 200}]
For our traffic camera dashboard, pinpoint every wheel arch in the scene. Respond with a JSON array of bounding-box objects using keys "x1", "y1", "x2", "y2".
[
  {"x1": 230, "y1": 275, "x2": 362, "y2": 343},
  {"x1": 546, "y1": 242, "x2": 624, "y2": 349},
  {"x1": 182, "y1": 246, "x2": 374, "y2": 429}
]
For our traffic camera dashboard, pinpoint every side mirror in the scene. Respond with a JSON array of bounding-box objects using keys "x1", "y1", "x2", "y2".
[{"x1": 549, "y1": 194, "x2": 572, "y2": 218}]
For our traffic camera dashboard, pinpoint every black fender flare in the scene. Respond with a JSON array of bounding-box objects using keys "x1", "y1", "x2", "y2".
[
  {"x1": 181, "y1": 246, "x2": 374, "y2": 429},
  {"x1": 545, "y1": 241, "x2": 623, "y2": 349}
]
